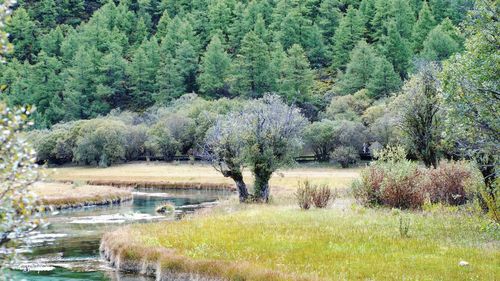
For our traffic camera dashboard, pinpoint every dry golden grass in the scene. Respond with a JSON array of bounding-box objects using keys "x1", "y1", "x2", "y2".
[
  {"x1": 45, "y1": 162, "x2": 361, "y2": 194},
  {"x1": 32, "y1": 182, "x2": 132, "y2": 208}
]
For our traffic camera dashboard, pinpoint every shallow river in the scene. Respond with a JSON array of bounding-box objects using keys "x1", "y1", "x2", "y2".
[{"x1": 9, "y1": 188, "x2": 231, "y2": 280}]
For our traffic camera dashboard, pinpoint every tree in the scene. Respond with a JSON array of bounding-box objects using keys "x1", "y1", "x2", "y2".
[
  {"x1": 127, "y1": 39, "x2": 159, "y2": 109},
  {"x1": 174, "y1": 40, "x2": 198, "y2": 93},
  {"x1": 441, "y1": 0, "x2": 499, "y2": 214},
  {"x1": 207, "y1": 95, "x2": 306, "y2": 202},
  {"x1": 337, "y1": 40, "x2": 378, "y2": 95},
  {"x1": 391, "y1": 0, "x2": 415, "y2": 39},
  {"x1": 155, "y1": 53, "x2": 185, "y2": 103},
  {"x1": 412, "y1": 1, "x2": 436, "y2": 53},
  {"x1": 204, "y1": 111, "x2": 250, "y2": 202},
  {"x1": 230, "y1": 31, "x2": 272, "y2": 97},
  {"x1": 421, "y1": 21, "x2": 461, "y2": 61},
  {"x1": 198, "y1": 35, "x2": 231, "y2": 98},
  {"x1": 0, "y1": 1, "x2": 40, "y2": 267},
  {"x1": 304, "y1": 119, "x2": 338, "y2": 162},
  {"x1": 367, "y1": 56, "x2": 401, "y2": 99},
  {"x1": 279, "y1": 44, "x2": 314, "y2": 103},
  {"x1": 317, "y1": 0, "x2": 342, "y2": 45},
  {"x1": 6, "y1": 8, "x2": 39, "y2": 62},
  {"x1": 370, "y1": 0, "x2": 392, "y2": 41},
  {"x1": 400, "y1": 64, "x2": 442, "y2": 168},
  {"x1": 331, "y1": 146, "x2": 359, "y2": 168},
  {"x1": 381, "y1": 20, "x2": 412, "y2": 79},
  {"x1": 240, "y1": 95, "x2": 307, "y2": 202},
  {"x1": 331, "y1": 6, "x2": 365, "y2": 70}
]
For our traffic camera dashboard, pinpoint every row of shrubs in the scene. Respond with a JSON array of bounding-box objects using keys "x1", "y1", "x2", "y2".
[
  {"x1": 351, "y1": 146, "x2": 485, "y2": 209},
  {"x1": 26, "y1": 95, "x2": 242, "y2": 167}
]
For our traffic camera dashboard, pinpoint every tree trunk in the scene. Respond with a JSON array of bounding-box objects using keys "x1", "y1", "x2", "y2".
[
  {"x1": 233, "y1": 176, "x2": 249, "y2": 203},
  {"x1": 253, "y1": 168, "x2": 272, "y2": 203}
]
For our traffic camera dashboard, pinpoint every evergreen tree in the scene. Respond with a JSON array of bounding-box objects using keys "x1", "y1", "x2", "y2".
[
  {"x1": 98, "y1": 45, "x2": 128, "y2": 109},
  {"x1": 35, "y1": 0, "x2": 58, "y2": 28},
  {"x1": 317, "y1": 0, "x2": 342, "y2": 45},
  {"x1": 207, "y1": 0, "x2": 232, "y2": 39},
  {"x1": 370, "y1": 0, "x2": 392, "y2": 41},
  {"x1": 367, "y1": 56, "x2": 401, "y2": 99},
  {"x1": 421, "y1": 22, "x2": 460, "y2": 61},
  {"x1": 331, "y1": 6, "x2": 365, "y2": 70},
  {"x1": 279, "y1": 44, "x2": 314, "y2": 103},
  {"x1": 391, "y1": 0, "x2": 415, "y2": 39},
  {"x1": 156, "y1": 11, "x2": 171, "y2": 39},
  {"x1": 174, "y1": 40, "x2": 198, "y2": 93},
  {"x1": 381, "y1": 20, "x2": 412, "y2": 79},
  {"x1": 359, "y1": 0, "x2": 377, "y2": 42},
  {"x1": 155, "y1": 53, "x2": 185, "y2": 104},
  {"x1": 6, "y1": 8, "x2": 39, "y2": 62},
  {"x1": 337, "y1": 40, "x2": 378, "y2": 95},
  {"x1": 30, "y1": 51, "x2": 64, "y2": 126},
  {"x1": 40, "y1": 25, "x2": 65, "y2": 57},
  {"x1": 198, "y1": 35, "x2": 232, "y2": 98},
  {"x1": 230, "y1": 31, "x2": 272, "y2": 97},
  {"x1": 412, "y1": 1, "x2": 436, "y2": 53},
  {"x1": 127, "y1": 40, "x2": 158, "y2": 109}
]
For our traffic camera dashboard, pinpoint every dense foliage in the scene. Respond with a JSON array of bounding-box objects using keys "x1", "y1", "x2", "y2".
[{"x1": 0, "y1": 0, "x2": 471, "y2": 127}]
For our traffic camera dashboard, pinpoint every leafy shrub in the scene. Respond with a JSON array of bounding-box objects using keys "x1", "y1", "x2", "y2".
[
  {"x1": 423, "y1": 161, "x2": 478, "y2": 205},
  {"x1": 352, "y1": 146, "x2": 425, "y2": 209},
  {"x1": 311, "y1": 185, "x2": 336, "y2": 208},
  {"x1": 125, "y1": 125, "x2": 149, "y2": 161},
  {"x1": 296, "y1": 181, "x2": 314, "y2": 210},
  {"x1": 351, "y1": 165, "x2": 385, "y2": 206},
  {"x1": 146, "y1": 124, "x2": 179, "y2": 161},
  {"x1": 73, "y1": 119, "x2": 127, "y2": 167},
  {"x1": 331, "y1": 145, "x2": 359, "y2": 168}
]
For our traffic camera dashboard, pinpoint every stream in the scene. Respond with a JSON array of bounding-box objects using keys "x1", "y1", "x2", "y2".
[{"x1": 8, "y1": 188, "x2": 231, "y2": 280}]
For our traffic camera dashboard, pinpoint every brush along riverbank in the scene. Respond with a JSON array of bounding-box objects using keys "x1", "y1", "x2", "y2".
[{"x1": 32, "y1": 182, "x2": 133, "y2": 210}]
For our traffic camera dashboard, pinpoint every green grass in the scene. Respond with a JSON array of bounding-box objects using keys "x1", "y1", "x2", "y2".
[{"x1": 104, "y1": 203, "x2": 499, "y2": 281}]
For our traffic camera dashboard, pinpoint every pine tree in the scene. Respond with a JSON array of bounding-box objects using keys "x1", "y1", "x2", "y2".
[
  {"x1": 279, "y1": 44, "x2": 314, "y2": 103},
  {"x1": 421, "y1": 22, "x2": 460, "y2": 61},
  {"x1": 174, "y1": 40, "x2": 198, "y2": 93},
  {"x1": 156, "y1": 10, "x2": 171, "y2": 39},
  {"x1": 7, "y1": 8, "x2": 39, "y2": 62},
  {"x1": 98, "y1": 44, "x2": 128, "y2": 109},
  {"x1": 331, "y1": 6, "x2": 365, "y2": 70},
  {"x1": 359, "y1": 0, "x2": 377, "y2": 42},
  {"x1": 127, "y1": 40, "x2": 158, "y2": 109},
  {"x1": 198, "y1": 35, "x2": 232, "y2": 98},
  {"x1": 36, "y1": 0, "x2": 58, "y2": 28},
  {"x1": 155, "y1": 53, "x2": 185, "y2": 104},
  {"x1": 381, "y1": 20, "x2": 412, "y2": 79},
  {"x1": 367, "y1": 56, "x2": 401, "y2": 99},
  {"x1": 230, "y1": 31, "x2": 272, "y2": 97},
  {"x1": 317, "y1": 0, "x2": 341, "y2": 45},
  {"x1": 337, "y1": 40, "x2": 378, "y2": 95},
  {"x1": 391, "y1": 0, "x2": 415, "y2": 39},
  {"x1": 412, "y1": 1, "x2": 436, "y2": 53},
  {"x1": 207, "y1": 0, "x2": 232, "y2": 39},
  {"x1": 371, "y1": 0, "x2": 392, "y2": 41},
  {"x1": 40, "y1": 26, "x2": 64, "y2": 57}
]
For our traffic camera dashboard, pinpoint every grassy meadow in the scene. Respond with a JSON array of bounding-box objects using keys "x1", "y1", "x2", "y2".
[{"x1": 84, "y1": 162, "x2": 500, "y2": 281}]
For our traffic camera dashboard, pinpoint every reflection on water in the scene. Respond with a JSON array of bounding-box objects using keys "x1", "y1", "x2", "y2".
[{"x1": 10, "y1": 188, "x2": 232, "y2": 280}]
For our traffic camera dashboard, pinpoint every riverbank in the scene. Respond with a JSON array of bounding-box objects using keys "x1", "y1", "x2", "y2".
[
  {"x1": 97, "y1": 164, "x2": 499, "y2": 281},
  {"x1": 101, "y1": 202, "x2": 499, "y2": 281},
  {"x1": 32, "y1": 182, "x2": 133, "y2": 210}
]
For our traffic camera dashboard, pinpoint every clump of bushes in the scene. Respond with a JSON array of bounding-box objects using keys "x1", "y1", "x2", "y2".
[
  {"x1": 331, "y1": 146, "x2": 359, "y2": 168},
  {"x1": 296, "y1": 180, "x2": 336, "y2": 210},
  {"x1": 352, "y1": 146, "x2": 483, "y2": 209}
]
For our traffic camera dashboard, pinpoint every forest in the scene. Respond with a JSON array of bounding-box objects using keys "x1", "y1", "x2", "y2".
[{"x1": 1, "y1": 0, "x2": 471, "y2": 127}]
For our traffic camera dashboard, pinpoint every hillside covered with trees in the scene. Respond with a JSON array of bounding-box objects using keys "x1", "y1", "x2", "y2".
[{"x1": 1, "y1": 0, "x2": 472, "y2": 127}]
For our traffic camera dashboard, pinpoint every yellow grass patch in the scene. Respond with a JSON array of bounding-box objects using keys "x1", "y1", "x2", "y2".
[{"x1": 32, "y1": 182, "x2": 132, "y2": 208}]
